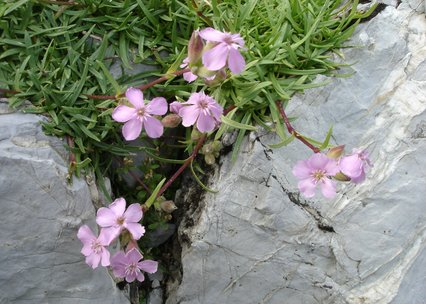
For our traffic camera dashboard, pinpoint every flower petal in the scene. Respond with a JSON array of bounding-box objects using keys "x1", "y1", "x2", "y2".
[
  {"x1": 122, "y1": 118, "x2": 143, "y2": 141},
  {"x1": 86, "y1": 253, "x2": 101, "y2": 269},
  {"x1": 196, "y1": 111, "x2": 216, "y2": 133},
  {"x1": 179, "y1": 105, "x2": 199, "y2": 127},
  {"x1": 124, "y1": 203, "x2": 143, "y2": 222},
  {"x1": 101, "y1": 248, "x2": 111, "y2": 267},
  {"x1": 320, "y1": 178, "x2": 336, "y2": 198},
  {"x1": 111, "y1": 251, "x2": 127, "y2": 278},
  {"x1": 183, "y1": 71, "x2": 198, "y2": 82},
  {"x1": 126, "y1": 87, "x2": 144, "y2": 109},
  {"x1": 98, "y1": 228, "x2": 112, "y2": 246},
  {"x1": 125, "y1": 223, "x2": 146, "y2": 240},
  {"x1": 112, "y1": 105, "x2": 137, "y2": 123},
  {"x1": 136, "y1": 271, "x2": 145, "y2": 282},
  {"x1": 228, "y1": 47, "x2": 246, "y2": 74},
  {"x1": 292, "y1": 160, "x2": 311, "y2": 179},
  {"x1": 199, "y1": 28, "x2": 227, "y2": 42},
  {"x1": 147, "y1": 97, "x2": 168, "y2": 115},
  {"x1": 138, "y1": 260, "x2": 158, "y2": 274},
  {"x1": 126, "y1": 248, "x2": 143, "y2": 263},
  {"x1": 143, "y1": 116, "x2": 164, "y2": 138},
  {"x1": 308, "y1": 153, "x2": 330, "y2": 170},
  {"x1": 125, "y1": 272, "x2": 137, "y2": 283},
  {"x1": 109, "y1": 198, "x2": 126, "y2": 216},
  {"x1": 77, "y1": 225, "x2": 96, "y2": 244},
  {"x1": 96, "y1": 208, "x2": 117, "y2": 227},
  {"x1": 339, "y1": 154, "x2": 363, "y2": 178},
  {"x1": 298, "y1": 178, "x2": 316, "y2": 198},
  {"x1": 81, "y1": 244, "x2": 92, "y2": 256},
  {"x1": 202, "y1": 44, "x2": 229, "y2": 71},
  {"x1": 99, "y1": 227, "x2": 121, "y2": 244},
  {"x1": 351, "y1": 170, "x2": 366, "y2": 184},
  {"x1": 209, "y1": 103, "x2": 223, "y2": 121},
  {"x1": 169, "y1": 101, "x2": 183, "y2": 114},
  {"x1": 231, "y1": 34, "x2": 245, "y2": 47}
]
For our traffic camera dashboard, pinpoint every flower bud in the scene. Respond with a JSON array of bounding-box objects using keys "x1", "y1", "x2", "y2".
[
  {"x1": 327, "y1": 145, "x2": 345, "y2": 159},
  {"x1": 160, "y1": 200, "x2": 178, "y2": 213},
  {"x1": 334, "y1": 171, "x2": 351, "y2": 182},
  {"x1": 204, "y1": 153, "x2": 216, "y2": 165},
  {"x1": 169, "y1": 101, "x2": 182, "y2": 114},
  {"x1": 188, "y1": 30, "x2": 204, "y2": 64},
  {"x1": 161, "y1": 114, "x2": 182, "y2": 128}
]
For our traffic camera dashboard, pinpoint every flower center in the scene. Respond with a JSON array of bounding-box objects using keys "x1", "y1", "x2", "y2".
[
  {"x1": 223, "y1": 34, "x2": 233, "y2": 45},
  {"x1": 137, "y1": 108, "x2": 146, "y2": 117},
  {"x1": 91, "y1": 240, "x2": 102, "y2": 254},
  {"x1": 199, "y1": 99, "x2": 209, "y2": 110},
  {"x1": 312, "y1": 170, "x2": 326, "y2": 182},
  {"x1": 116, "y1": 216, "x2": 125, "y2": 225},
  {"x1": 125, "y1": 262, "x2": 138, "y2": 275}
]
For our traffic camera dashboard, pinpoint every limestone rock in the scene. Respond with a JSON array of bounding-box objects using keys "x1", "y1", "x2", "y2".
[
  {"x1": 0, "y1": 104, "x2": 129, "y2": 303},
  {"x1": 168, "y1": 4, "x2": 426, "y2": 304}
]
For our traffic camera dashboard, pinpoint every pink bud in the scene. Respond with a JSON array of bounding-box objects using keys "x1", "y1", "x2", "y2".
[
  {"x1": 188, "y1": 30, "x2": 204, "y2": 63},
  {"x1": 161, "y1": 114, "x2": 182, "y2": 128},
  {"x1": 327, "y1": 145, "x2": 345, "y2": 159}
]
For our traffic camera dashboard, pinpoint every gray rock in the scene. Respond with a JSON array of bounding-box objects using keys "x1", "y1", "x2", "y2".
[
  {"x1": 167, "y1": 4, "x2": 426, "y2": 304},
  {"x1": 0, "y1": 104, "x2": 129, "y2": 303}
]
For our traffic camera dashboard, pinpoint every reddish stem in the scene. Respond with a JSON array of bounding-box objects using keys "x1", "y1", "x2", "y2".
[
  {"x1": 276, "y1": 101, "x2": 320, "y2": 153},
  {"x1": 66, "y1": 136, "x2": 77, "y2": 165},
  {"x1": 223, "y1": 104, "x2": 236, "y2": 115},
  {"x1": 156, "y1": 134, "x2": 206, "y2": 197},
  {"x1": 84, "y1": 68, "x2": 191, "y2": 100},
  {"x1": 0, "y1": 88, "x2": 19, "y2": 95},
  {"x1": 128, "y1": 169, "x2": 152, "y2": 194}
]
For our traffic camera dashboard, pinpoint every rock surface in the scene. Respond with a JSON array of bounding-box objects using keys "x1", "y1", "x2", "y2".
[
  {"x1": 167, "y1": 3, "x2": 426, "y2": 304},
  {"x1": 0, "y1": 102, "x2": 129, "y2": 304}
]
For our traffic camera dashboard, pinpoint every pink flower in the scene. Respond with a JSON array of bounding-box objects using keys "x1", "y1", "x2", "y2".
[
  {"x1": 77, "y1": 225, "x2": 110, "y2": 269},
  {"x1": 169, "y1": 101, "x2": 183, "y2": 114},
  {"x1": 199, "y1": 28, "x2": 246, "y2": 74},
  {"x1": 96, "y1": 198, "x2": 145, "y2": 244},
  {"x1": 178, "y1": 92, "x2": 223, "y2": 133},
  {"x1": 111, "y1": 248, "x2": 158, "y2": 283},
  {"x1": 112, "y1": 87, "x2": 167, "y2": 140},
  {"x1": 180, "y1": 58, "x2": 198, "y2": 82},
  {"x1": 292, "y1": 153, "x2": 340, "y2": 199},
  {"x1": 339, "y1": 149, "x2": 372, "y2": 184}
]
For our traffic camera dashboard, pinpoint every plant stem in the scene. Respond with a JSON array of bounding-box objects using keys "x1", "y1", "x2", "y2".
[
  {"x1": 85, "y1": 68, "x2": 191, "y2": 100},
  {"x1": 276, "y1": 101, "x2": 320, "y2": 153},
  {"x1": 190, "y1": 0, "x2": 214, "y2": 27},
  {"x1": 156, "y1": 134, "x2": 206, "y2": 197},
  {"x1": 0, "y1": 88, "x2": 19, "y2": 95}
]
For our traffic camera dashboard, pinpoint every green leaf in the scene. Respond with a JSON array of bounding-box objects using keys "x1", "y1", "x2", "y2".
[
  {"x1": 220, "y1": 114, "x2": 257, "y2": 131},
  {"x1": 190, "y1": 161, "x2": 218, "y2": 193},
  {"x1": 97, "y1": 60, "x2": 121, "y2": 95},
  {"x1": 145, "y1": 178, "x2": 166, "y2": 209},
  {"x1": 269, "y1": 134, "x2": 295, "y2": 148},
  {"x1": 320, "y1": 126, "x2": 333, "y2": 150},
  {"x1": 3, "y1": 0, "x2": 29, "y2": 16}
]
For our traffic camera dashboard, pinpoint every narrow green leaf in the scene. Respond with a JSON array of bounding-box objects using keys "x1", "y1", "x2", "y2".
[
  {"x1": 190, "y1": 161, "x2": 218, "y2": 193},
  {"x1": 97, "y1": 60, "x2": 121, "y2": 95},
  {"x1": 320, "y1": 126, "x2": 333, "y2": 150},
  {"x1": 221, "y1": 114, "x2": 257, "y2": 131},
  {"x1": 145, "y1": 178, "x2": 166, "y2": 209},
  {"x1": 269, "y1": 134, "x2": 295, "y2": 149}
]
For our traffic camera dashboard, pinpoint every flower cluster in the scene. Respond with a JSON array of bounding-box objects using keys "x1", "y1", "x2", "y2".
[
  {"x1": 292, "y1": 147, "x2": 372, "y2": 199},
  {"x1": 181, "y1": 28, "x2": 246, "y2": 83},
  {"x1": 113, "y1": 87, "x2": 223, "y2": 138},
  {"x1": 77, "y1": 198, "x2": 158, "y2": 283}
]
